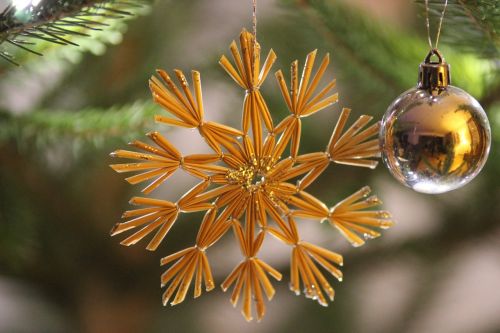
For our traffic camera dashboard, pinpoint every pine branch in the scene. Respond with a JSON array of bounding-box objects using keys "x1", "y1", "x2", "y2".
[
  {"x1": 0, "y1": 0, "x2": 147, "y2": 65},
  {"x1": 0, "y1": 101, "x2": 159, "y2": 149},
  {"x1": 287, "y1": 0, "x2": 492, "y2": 108},
  {"x1": 421, "y1": 0, "x2": 500, "y2": 59}
]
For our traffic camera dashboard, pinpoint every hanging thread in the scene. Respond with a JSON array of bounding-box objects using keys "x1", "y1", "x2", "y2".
[
  {"x1": 252, "y1": 0, "x2": 257, "y2": 41},
  {"x1": 251, "y1": 0, "x2": 258, "y2": 79},
  {"x1": 424, "y1": 0, "x2": 449, "y2": 50}
]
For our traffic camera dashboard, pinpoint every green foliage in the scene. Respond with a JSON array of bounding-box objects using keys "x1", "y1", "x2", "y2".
[
  {"x1": 0, "y1": 101, "x2": 159, "y2": 150},
  {"x1": 0, "y1": 0, "x2": 149, "y2": 66},
  {"x1": 289, "y1": 0, "x2": 493, "y2": 104},
  {"x1": 423, "y1": 0, "x2": 500, "y2": 59}
]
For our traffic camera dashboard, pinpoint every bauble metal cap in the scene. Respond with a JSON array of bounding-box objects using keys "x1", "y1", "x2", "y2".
[{"x1": 418, "y1": 48, "x2": 450, "y2": 91}]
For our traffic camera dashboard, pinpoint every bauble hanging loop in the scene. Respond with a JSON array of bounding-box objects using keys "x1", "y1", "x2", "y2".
[
  {"x1": 418, "y1": 48, "x2": 450, "y2": 91},
  {"x1": 379, "y1": 49, "x2": 491, "y2": 194}
]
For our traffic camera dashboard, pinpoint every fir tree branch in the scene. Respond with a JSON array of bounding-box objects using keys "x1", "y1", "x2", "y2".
[
  {"x1": 0, "y1": 101, "x2": 159, "y2": 148},
  {"x1": 287, "y1": 0, "x2": 492, "y2": 109},
  {"x1": 420, "y1": 0, "x2": 500, "y2": 58},
  {"x1": 0, "y1": 0, "x2": 147, "y2": 65}
]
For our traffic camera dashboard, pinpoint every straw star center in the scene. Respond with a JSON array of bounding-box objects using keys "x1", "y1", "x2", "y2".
[{"x1": 227, "y1": 162, "x2": 268, "y2": 190}]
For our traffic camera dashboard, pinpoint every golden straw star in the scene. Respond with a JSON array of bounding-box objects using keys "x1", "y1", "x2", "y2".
[{"x1": 110, "y1": 29, "x2": 393, "y2": 321}]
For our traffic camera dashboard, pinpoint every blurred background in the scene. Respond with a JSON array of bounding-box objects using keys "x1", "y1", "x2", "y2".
[{"x1": 0, "y1": 0, "x2": 499, "y2": 332}]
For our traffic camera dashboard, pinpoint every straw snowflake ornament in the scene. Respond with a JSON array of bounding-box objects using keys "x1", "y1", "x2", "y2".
[{"x1": 110, "y1": 29, "x2": 394, "y2": 321}]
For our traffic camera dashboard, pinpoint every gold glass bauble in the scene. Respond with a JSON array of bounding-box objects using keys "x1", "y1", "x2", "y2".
[{"x1": 379, "y1": 50, "x2": 491, "y2": 194}]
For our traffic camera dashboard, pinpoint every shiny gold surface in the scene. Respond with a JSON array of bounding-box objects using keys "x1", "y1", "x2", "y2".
[{"x1": 380, "y1": 86, "x2": 491, "y2": 194}]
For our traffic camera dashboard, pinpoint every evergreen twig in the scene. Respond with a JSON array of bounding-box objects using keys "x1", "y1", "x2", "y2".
[
  {"x1": 0, "y1": 101, "x2": 159, "y2": 148},
  {"x1": 0, "y1": 0, "x2": 146, "y2": 65},
  {"x1": 419, "y1": 0, "x2": 499, "y2": 58},
  {"x1": 290, "y1": 0, "x2": 492, "y2": 109}
]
